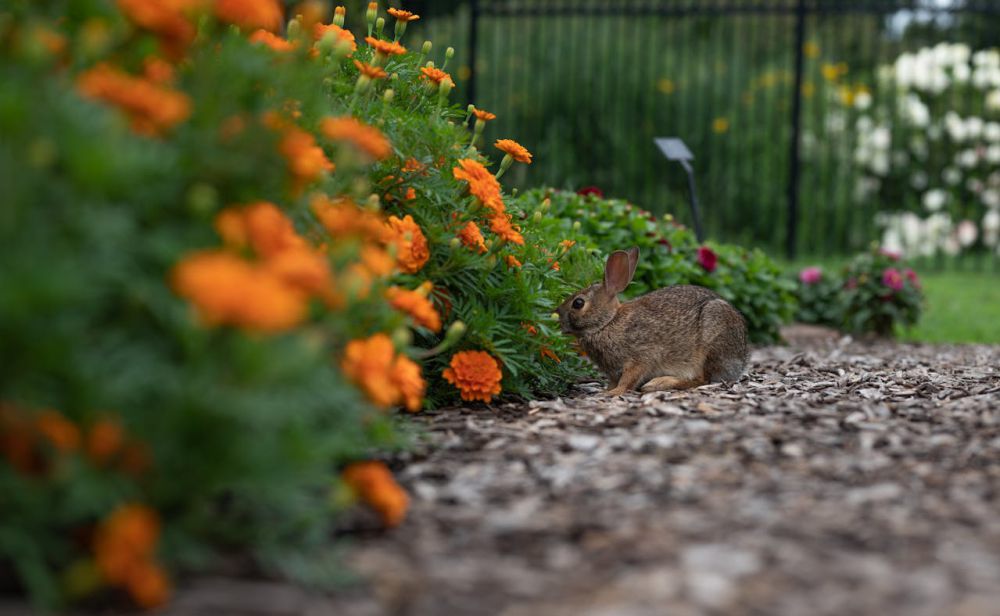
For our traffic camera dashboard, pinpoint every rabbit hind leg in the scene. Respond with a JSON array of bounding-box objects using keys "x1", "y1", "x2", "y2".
[{"x1": 641, "y1": 375, "x2": 705, "y2": 392}]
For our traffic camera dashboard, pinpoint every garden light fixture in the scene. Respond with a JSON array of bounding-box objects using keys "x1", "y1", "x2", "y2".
[{"x1": 654, "y1": 137, "x2": 705, "y2": 242}]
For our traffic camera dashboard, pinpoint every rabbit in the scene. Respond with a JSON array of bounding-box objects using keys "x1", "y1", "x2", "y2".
[{"x1": 555, "y1": 247, "x2": 748, "y2": 395}]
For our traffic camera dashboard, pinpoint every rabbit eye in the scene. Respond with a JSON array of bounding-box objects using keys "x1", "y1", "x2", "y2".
[{"x1": 572, "y1": 297, "x2": 585, "y2": 310}]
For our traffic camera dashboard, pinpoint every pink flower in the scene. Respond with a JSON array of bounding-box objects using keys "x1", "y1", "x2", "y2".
[
  {"x1": 904, "y1": 268, "x2": 920, "y2": 289},
  {"x1": 878, "y1": 248, "x2": 901, "y2": 261},
  {"x1": 882, "y1": 267, "x2": 904, "y2": 292},
  {"x1": 576, "y1": 186, "x2": 604, "y2": 198},
  {"x1": 799, "y1": 266, "x2": 822, "y2": 285},
  {"x1": 697, "y1": 246, "x2": 717, "y2": 272}
]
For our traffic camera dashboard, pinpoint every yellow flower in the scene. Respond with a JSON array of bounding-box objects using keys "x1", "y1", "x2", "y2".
[
  {"x1": 712, "y1": 117, "x2": 729, "y2": 134},
  {"x1": 457, "y1": 221, "x2": 487, "y2": 254},
  {"x1": 803, "y1": 41, "x2": 820, "y2": 58},
  {"x1": 341, "y1": 461, "x2": 409, "y2": 527},
  {"x1": 801, "y1": 81, "x2": 815, "y2": 98},
  {"x1": 494, "y1": 139, "x2": 532, "y2": 164},
  {"x1": 442, "y1": 350, "x2": 503, "y2": 403},
  {"x1": 656, "y1": 78, "x2": 675, "y2": 94}
]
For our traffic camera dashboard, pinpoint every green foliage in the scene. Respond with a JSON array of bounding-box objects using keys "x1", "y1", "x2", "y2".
[
  {"x1": 521, "y1": 189, "x2": 796, "y2": 344},
  {"x1": 791, "y1": 267, "x2": 842, "y2": 327}
]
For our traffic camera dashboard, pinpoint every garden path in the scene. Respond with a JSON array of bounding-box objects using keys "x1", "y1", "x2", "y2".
[{"x1": 320, "y1": 334, "x2": 1000, "y2": 616}]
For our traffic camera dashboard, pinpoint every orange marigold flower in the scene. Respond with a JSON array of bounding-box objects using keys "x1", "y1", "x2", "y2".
[
  {"x1": 505, "y1": 254, "x2": 522, "y2": 269},
  {"x1": 402, "y1": 157, "x2": 425, "y2": 173},
  {"x1": 142, "y1": 56, "x2": 176, "y2": 84},
  {"x1": 311, "y1": 195, "x2": 390, "y2": 242},
  {"x1": 521, "y1": 322, "x2": 538, "y2": 336},
  {"x1": 249, "y1": 29, "x2": 296, "y2": 52},
  {"x1": 77, "y1": 63, "x2": 191, "y2": 136},
  {"x1": 386, "y1": 286, "x2": 441, "y2": 332},
  {"x1": 125, "y1": 560, "x2": 171, "y2": 609},
  {"x1": 215, "y1": 202, "x2": 308, "y2": 258},
  {"x1": 404, "y1": 187, "x2": 416, "y2": 201},
  {"x1": 320, "y1": 116, "x2": 392, "y2": 161},
  {"x1": 214, "y1": 0, "x2": 283, "y2": 32},
  {"x1": 117, "y1": 0, "x2": 200, "y2": 59},
  {"x1": 420, "y1": 66, "x2": 452, "y2": 85},
  {"x1": 342, "y1": 461, "x2": 409, "y2": 527},
  {"x1": 120, "y1": 442, "x2": 152, "y2": 477},
  {"x1": 489, "y1": 214, "x2": 524, "y2": 245},
  {"x1": 314, "y1": 23, "x2": 357, "y2": 52},
  {"x1": 93, "y1": 503, "x2": 160, "y2": 585},
  {"x1": 172, "y1": 251, "x2": 308, "y2": 332},
  {"x1": 540, "y1": 347, "x2": 561, "y2": 363},
  {"x1": 471, "y1": 107, "x2": 496, "y2": 121},
  {"x1": 341, "y1": 334, "x2": 424, "y2": 411},
  {"x1": 457, "y1": 221, "x2": 487, "y2": 254},
  {"x1": 365, "y1": 36, "x2": 406, "y2": 57},
  {"x1": 263, "y1": 247, "x2": 335, "y2": 300},
  {"x1": 386, "y1": 215, "x2": 429, "y2": 273},
  {"x1": 392, "y1": 354, "x2": 425, "y2": 413},
  {"x1": 453, "y1": 159, "x2": 505, "y2": 214},
  {"x1": 550, "y1": 260, "x2": 560, "y2": 271},
  {"x1": 559, "y1": 239, "x2": 576, "y2": 251},
  {"x1": 353, "y1": 59, "x2": 387, "y2": 79},
  {"x1": 87, "y1": 417, "x2": 125, "y2": 465},
  {"x1": 387, "y1": 8, "x2": 419, "y2": 22},
  {"x1": 36, "y1": 410, "x2": 80, "y2": 453},
  {"x1": 494, "y1": 138, "x2": 532, "y2": 164},
  {"x1": 442, "y1": 350, "x2": 503, "y2": 403},
  {"x1": 278, "y1": 126, "x2": 334, "y2": 191}
]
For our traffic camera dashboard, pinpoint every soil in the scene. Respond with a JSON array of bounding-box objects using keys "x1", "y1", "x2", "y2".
[{"x1": 4, "y1": 332, "x2": 998, "y2": 616}]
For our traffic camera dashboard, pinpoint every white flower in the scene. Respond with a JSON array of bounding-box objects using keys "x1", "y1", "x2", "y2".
[
  {"x1": 825, "y1": 112, "x2": 846, "y2": 133},
  {"x1": 881, "y1": 227, "x2": 904, "y2": 255},
  {"x1": 871, "y1": 127, "x2": 891, "y2": 150},
  {"x1": 968, "y1": 178, "x2": 984, "y2": 194},
  {"x1": 943, "y1": 167, "x2": 962, "y2": 185},
  {"x1": 923, "y1": 189, "x2": 947, "y2": 212},
  {"x1": 983, "y1": 210, "x2": 1000, "y2": 247},
  {"x1": 986, "y1": 122, "x2": 1000, "y2": 142},
  {"x1": 973, "y1": 49, "x2": 1000, "y2": 68},
  {"x1": 987, "y1": 90, "x2": 1000, "y2": 111},
  {"x1": 871, "y1": 152, "x2": 890, "y2": 176},
  {"x1": 911, "y1": 171, "x2": 928, "y2": 190},
  {"x1": 903, "y1": 94, "x2": 930, "y2": 127},
  {"x1": 945, "y1": 111, "x2": 967, "y2": 141},
  {"x1": 854, "y1": 90, "x2": 872, "y2": 110},
  {"x1": 987, "y1": 145, "x2": 1000, "y2": 164},
  {"x1": 956, "y1": 219, "x2": 978, "y2": 247},
  {"x1": 957, "y1": 149, "x2": 979, "y2": 168},
  {"x1": 964, "y1": 116, "x2": 984, "y2": 139},
  {"x1": 927, "y1": 125, "x2": 943, "y2": 141},
  {"x1": 856, "y1": 115, "x2": 874, "y2": 133},
  {"x1": 982, "y1": 189, "x2": 1000, "y2": 209},
  {"x1": 952, "y1": 62, "x2": 971, "y2": 83}
]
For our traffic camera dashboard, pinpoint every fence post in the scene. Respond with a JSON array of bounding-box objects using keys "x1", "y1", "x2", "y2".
[
  {"x1": 466, "y1": 0, "x2": 480, "y2": 108},
  {"x1": 785, "y1": 0, "x2": 806, "y2": 260}
]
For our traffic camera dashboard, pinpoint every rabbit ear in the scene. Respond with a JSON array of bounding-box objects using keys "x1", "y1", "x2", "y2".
[
  {"x1": 604, "y1": 250, "x2": 634, "y2": 295},
  {"x1": 626, "y1": 246, "x2": 640, "y2": 282}
]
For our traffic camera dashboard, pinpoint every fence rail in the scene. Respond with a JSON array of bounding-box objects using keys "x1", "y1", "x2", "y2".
[{"x1": 415, "y1": 0, "x2": 1000, "y2": 264}]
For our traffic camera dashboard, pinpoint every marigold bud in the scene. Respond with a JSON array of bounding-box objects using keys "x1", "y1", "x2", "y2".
[{"x1": 421, "y1": 40, "x2": 432, "y2": 55}]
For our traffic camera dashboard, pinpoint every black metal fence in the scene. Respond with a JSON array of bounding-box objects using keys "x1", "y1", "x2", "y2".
[{"x1": 413, "y1": 1, "x2": 1000, "y2": 263}]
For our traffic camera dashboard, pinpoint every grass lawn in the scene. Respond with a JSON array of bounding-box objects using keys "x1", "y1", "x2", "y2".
[{"x1": 897, "y1": 272, "x2": 1000, "y2": 345}]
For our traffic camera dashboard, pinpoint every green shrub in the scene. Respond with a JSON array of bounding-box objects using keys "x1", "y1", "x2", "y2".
[
  {"x1": 792, "y1": 248, "x2": 924, "y2": 336},
  {"x1": 520, "y1": 189, "x2": 796, "y2": 344},
  {"x1": 0, "y1": 2, "x2": 596, "y2": 610}
]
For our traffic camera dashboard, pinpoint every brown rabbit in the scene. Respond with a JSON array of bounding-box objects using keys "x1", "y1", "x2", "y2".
[{"x1": 556, "y1": 247, "x2": 748, "y2": 395}]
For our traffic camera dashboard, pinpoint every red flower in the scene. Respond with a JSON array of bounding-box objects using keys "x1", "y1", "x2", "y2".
[
  {"x1": 576, "y1": 186, "x2": 604, "y2": 198},
  {"x1": 696, "y1": 246, "x2": 717, "y2": 272},
  {"x1": 904, "y1": 268, "x2": 920, "y2": 289}
]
